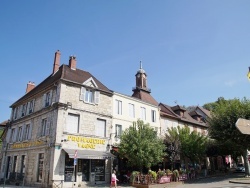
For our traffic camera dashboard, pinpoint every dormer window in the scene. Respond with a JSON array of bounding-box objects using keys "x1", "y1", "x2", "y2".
[{"x1": 80, "y1": 87, "x2": 100, "y2": 104}]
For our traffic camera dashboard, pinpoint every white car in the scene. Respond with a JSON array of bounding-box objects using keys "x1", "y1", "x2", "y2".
[{"x1": 235, "y1": 163, "x2": 245, "y2": 173}]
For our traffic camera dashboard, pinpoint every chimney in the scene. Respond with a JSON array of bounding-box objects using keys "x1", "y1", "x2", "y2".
[
  {"x1": 69, "y1": 56, "x2": 76, "y2": 70},
  {"x1": 53, "y1": 50, "x2": 61, "y2": 74},
  {"x1": 26, "y1": 81, "x2": 35, "y2": 93}
]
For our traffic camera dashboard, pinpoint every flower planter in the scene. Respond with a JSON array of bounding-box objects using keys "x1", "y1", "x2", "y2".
[{"x1": 158, "y1": 175, "x2": 171, "y2": 184}]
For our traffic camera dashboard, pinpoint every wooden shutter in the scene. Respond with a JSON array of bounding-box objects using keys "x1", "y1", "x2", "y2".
[
  {"x1": 49, "y1": 90, "x2": 53, "y2": 105},
  {"x1": 28, "y1": 124, "x2": 32, "y2": 140},
  {"x1": 66, "y1": 114, "x2": 79, "y2": 133},
  {"x1": 46, "y1": 119, "x2": 51, "y2": 136},
  {"x1": 43, "y1": 94, "x2": 46, "y2": 108},
  {"x1": 26, "y1": 102, "x2": 30, "y2": 115},
  {"x1": 95, "y1": 91, "x2": 100, "y2": 104},
  {"x1": 96, "y1": 119, "x2": 106, "y2": 137},
  {"x1": 80, "y1": 87, "x2": 86, "y2": 101}
]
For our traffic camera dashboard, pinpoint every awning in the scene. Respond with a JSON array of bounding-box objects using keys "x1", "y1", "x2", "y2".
[{"x1": 63, "y1": 148, "x2": 115, "y2": 159}]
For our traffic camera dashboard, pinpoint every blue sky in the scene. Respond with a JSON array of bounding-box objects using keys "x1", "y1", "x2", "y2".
[{"x1": 1, "y1": 1, "x2": 250, "y2": 121}]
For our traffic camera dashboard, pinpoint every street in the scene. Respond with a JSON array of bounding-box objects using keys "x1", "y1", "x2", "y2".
[{"x1": 175, "y1": 173, "x2": 250, "y2": 188}]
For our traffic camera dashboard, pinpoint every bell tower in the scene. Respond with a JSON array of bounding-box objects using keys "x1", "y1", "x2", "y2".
[{"x1": 133, "y1": 61, "x2": 150, "y2": 93}]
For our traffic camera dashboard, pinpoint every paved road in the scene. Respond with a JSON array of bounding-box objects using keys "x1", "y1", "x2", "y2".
[{"x1": 175, "y1": 173, "x2": 250, "y2": 188}]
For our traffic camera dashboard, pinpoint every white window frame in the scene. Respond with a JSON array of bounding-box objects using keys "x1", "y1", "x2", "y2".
[
  {"x1": 129, "y1": 103, "x2": 135, "y2": 118},
  {"x1": 115, "y1": 124, "x2": 122, "y2": 138},
  {"x1": 141, "y1": 107, "x2": 146, "y2": 121},
  {"x1": 41, "y1": 119, "x2": 47, "y2": 137},
  {"x1": 115, "y1": 100, "x2": 122, "y2": 115},
  {"x1": 80, "y1": 87, "x2": 100, "y2": 104},
  {"x1": 151, "y1": 110, "x2": 156, "y2": 122}
]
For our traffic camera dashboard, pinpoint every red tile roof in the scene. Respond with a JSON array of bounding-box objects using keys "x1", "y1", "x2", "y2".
[
  {"x1": 132, "y1": 90, "x2": 158, "y2": 106},
  {"x1": 11, "y1": 65, "x2": 112, "y2": 107}
]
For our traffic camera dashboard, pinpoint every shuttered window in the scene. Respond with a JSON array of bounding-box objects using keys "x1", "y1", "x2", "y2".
[
  {"x1": 66, "y1": 114, "x2": 79, "y2": 134},
  {"x1": 96, "y1": 119, "x2": 106, "y2": 137},
  {"x1": 115, "y1": 100, "x2": 122, "y2": 115},
  {"x1": 141, "y1": 107, "x2": 146, "y2": 120},
  {"x1": 129, "y1": 103, "x2": 135, "y2": 118}
]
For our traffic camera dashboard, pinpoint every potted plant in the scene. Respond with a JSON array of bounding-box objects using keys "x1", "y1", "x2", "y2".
[
  {"x1": 130, "y1": 171, "x2": 140, "y2": 185},
  {"x1": 148, "y1": 170, "x2": 157, "y2": 183},
  {"x1": 173, "y1": 169, "x2": 179, "y2": 181}
]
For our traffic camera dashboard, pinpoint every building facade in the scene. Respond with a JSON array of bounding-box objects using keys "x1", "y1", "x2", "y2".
[{"x1": 1, "y1": 51, "x2": 115, "y2": 188}]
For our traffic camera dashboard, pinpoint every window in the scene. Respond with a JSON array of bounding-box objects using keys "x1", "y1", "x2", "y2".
[
  {"x1": 20, "y1": 155, "x2": 26, "y2": 174},
  {"x1": 12, "y1": 156, "x2": 17, "y2": 173},
  {"x1": 66, "y1": 114, "x2": 79, "y2": 134},
  {"x1": 140, "y1": 107, "x2": 146, "y2": 120},
  {"x1": 41, "y1": 119, "x2": 47, "y2": 137},
  {"x1": 10, "y1": 128, "x2": 16, "y2": 143},
  {"x1": 115, "y1": 100, "x2": 122, "y2": 115},
  {"x1": 28, "y1": 100, "x2": 35, "y2": 114},
  {"x1": 14, "y1": 107, "x2": 19, "y2": 120},
  {"x1": 17, "y1": 127, "x2": 22, "y2": 142},
  {"x1": 23, "y1": 124, "x2": 30, "y2": 140},
  {"x1": 43, "y1": 91, "x2": 52, "y2": 107},
  {"x1": 129, "y1": 103, "x2": 135, "y2": 118},
  {"x1": 37, "y1": 153, "x2": 44, "y2": 182},
  {"x1": 151, "y1": 110, "x2": 156, "y2": 122},
  {"x1": 80, "y1": 87, "x2": 100, "y2": 104},
  {"x1": 21, "y1": 104, "x2": 26, "y2": 117},
  {"x1": 96, "y1": 119, "x2": 106, "y2": 137},
  {"x1": 115, "y1": 124, "x2": 122, "y2": 138}
]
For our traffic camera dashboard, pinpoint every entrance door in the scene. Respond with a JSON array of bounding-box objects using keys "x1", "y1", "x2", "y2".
[{"x1": 81, "y1": 159, "x2": 90, "y2": 181}]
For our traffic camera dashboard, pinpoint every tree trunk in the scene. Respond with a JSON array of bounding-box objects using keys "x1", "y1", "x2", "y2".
[{"x1": 243, "y1": 149, "x2": 250, "y2": 176}]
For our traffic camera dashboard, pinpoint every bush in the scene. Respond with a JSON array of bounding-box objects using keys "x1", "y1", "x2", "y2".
[
  {"x1": 148, "y1": 170, "x2": 157, "y2": 180},
  {"x1": 130, "y1": 171, "x2": 140, "y2": 183},
  {"x1": 166, "y1": 169, "x2": 172, "y2": 176}
]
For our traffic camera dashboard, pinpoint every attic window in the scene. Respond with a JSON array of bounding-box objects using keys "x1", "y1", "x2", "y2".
[{"x1": 80, "y1": 87, "x2": 100, "y2": 104}]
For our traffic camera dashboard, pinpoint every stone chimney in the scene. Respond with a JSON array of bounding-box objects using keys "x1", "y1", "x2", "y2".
[
  {"x1": 53, "y1": 50, "x2": 61, "y2": 74},
  {"x1": 69, "y1": 56, "x2": 76, "y2": 70},
  {"x1": 26, "y1": 81, "x2": 35, "y2": 93}
]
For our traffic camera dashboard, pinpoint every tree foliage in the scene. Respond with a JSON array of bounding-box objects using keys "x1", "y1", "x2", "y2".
[
  {"x1": 119, "y1": 120, "x2": 166, "y2": 172},
  {"x1": 208, "y1": 97, "x2": 250, "y2": 175},
  {"x1": 165, "y1": 126, "x2": 207, "y2": 167},
  {"x1": 208, "y1": 97, "x2": 250, "y2": 151}
]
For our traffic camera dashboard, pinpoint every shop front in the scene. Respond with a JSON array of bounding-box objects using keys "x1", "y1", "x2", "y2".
[{"x1": 56, "y1": 135, "x2": 115, "y2": 188}]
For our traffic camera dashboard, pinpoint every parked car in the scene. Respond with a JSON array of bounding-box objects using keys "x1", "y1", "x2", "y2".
[{"x1": 235, "y1": 163, "x2": 245, "y2": 173}]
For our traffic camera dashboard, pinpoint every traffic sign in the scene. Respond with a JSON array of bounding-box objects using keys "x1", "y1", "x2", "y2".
[
  {"x1": 74, "y1": 150, "x2": 78, "y2": 159},
  {"x1": 235, "y1": 118, "x2": 250, "y2": 135}
]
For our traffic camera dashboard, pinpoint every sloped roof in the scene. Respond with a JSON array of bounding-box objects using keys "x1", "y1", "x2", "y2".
[
  {"x1": 0, "y1": 120, "x2": 9, "y2": 127},
  {"x1": 159, "y1": 103, "x2": 208, "y2": 128},
  {"x1": 11, "y1": 64, "x2": 112, "y2": 107},
  {"x1": 132, "y1": 90, "x2": 158, "y2": 106}
]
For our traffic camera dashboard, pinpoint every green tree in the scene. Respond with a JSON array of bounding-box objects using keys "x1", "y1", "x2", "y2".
[
  {"x1": 164, "y1": 127, "x2": 181, "y2": 170},
  {"x1": 164, "y1": 126, "x2": 207, "y2": 169},
  {"x1": 208, "y1": 97, "x2": 250, "y2": 175},
  {"x1": 119, "y1": 120, "x2": 166, "y2": 172},
  {"x1": 178, "y1": 126, "x2": 208, "y2": 166}
]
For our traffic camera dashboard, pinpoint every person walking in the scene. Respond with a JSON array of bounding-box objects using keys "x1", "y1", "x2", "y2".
[{"x1": 110, "y1": 170, "x2": 119, "y2": 188}]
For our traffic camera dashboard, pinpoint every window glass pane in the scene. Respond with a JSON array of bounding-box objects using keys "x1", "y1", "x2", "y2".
[
  {"x1": 115, "y1": 100, "x2": 122, "y2": 115},
  {"x1": 129, "y1": 103, "x2": 135, "y2": 118},
  {"x1": 141, "y1": 107, "x2": 146, "y2": 120},
  {"x1": 37, "y1": 153, "x2": 44, "y2": 182}
]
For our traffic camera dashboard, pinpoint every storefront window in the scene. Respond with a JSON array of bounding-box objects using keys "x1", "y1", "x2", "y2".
[
  {"x1": 91, "y1": 159, "x2": 105, "y2": 181},
  {"x1": 80, "y1": 159, "x2": 90, "y2": 181},
  {"x1": 65, "y1": 154, "x2": 75, "y2": 182},
  {"x1": 37, "y1": 153, "x2": 44, "y2": 182}
]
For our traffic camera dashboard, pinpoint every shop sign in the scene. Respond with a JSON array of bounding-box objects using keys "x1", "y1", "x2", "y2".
[
  {"x1": 67, "y1": 135, "x2": 105, "y2": 149},
  {"x1": 11, "y1": 140, "x2": 45, "y2": 149}
]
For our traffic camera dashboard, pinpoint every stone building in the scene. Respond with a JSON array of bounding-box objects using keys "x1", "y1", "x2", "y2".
[{"x1": 1, "y1": 51, "x2": 114, "y2": 188}]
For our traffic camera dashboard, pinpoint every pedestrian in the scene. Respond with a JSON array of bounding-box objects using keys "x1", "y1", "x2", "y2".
[{"x1": 110, "y1": 170, "x2": 119, "y2": 188}]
